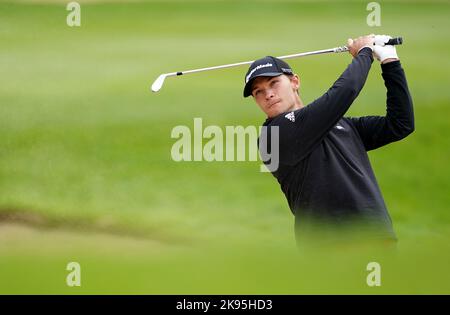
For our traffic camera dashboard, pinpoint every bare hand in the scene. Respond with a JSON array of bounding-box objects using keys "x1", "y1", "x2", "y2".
[{"x1": 347, "y1": 34, "x2": 375, "y2": 57}]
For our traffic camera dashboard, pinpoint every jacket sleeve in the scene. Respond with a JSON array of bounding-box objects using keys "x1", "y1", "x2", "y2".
[
  {"x1": 347, "y1": 61, "x2": 415, "y2": 151},
  {"x1": 269, "y1": 47, "x2": 374, "y2": 165}
]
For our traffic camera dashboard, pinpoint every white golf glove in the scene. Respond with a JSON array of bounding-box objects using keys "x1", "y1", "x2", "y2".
[{"x1": 373, "y1": 35, "x2": 399, "y2": 63}]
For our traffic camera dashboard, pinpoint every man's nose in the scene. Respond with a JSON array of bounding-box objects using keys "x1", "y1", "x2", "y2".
[{"x1": 265, "y1": 89, "x2": 275, "y2": 100}]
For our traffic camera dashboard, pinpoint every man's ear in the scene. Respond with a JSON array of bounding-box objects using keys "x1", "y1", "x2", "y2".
[{"x1": 290, "y1": 74, "x2": 300, "y2": 93}]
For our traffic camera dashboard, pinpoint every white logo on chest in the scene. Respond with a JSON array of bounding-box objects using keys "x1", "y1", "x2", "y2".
[{"x1": 284, "y1": 112, "x2": 295, "y2": 122}]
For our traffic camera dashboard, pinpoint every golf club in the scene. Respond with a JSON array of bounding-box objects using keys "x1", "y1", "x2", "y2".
[{"x1": 151, "y1": 36, "x2": 403, "y2": 93}]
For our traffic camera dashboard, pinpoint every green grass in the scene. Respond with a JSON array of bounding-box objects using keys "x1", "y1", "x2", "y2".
[{"x1": 1, "y1": 0, "x2": 450, "y2": 294}]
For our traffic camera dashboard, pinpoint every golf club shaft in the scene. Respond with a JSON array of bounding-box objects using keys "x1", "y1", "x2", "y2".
[
  {"x1": 166, "y1": 37, "x2": 402, "y2": 78},
  {"x1": 164, "y1": 47, "x2": 346, "y2": 79}
]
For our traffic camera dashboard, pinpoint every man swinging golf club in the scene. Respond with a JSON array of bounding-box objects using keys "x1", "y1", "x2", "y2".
[{"x1": 244, "y1": 34, "x2": 414, "y2": 246}]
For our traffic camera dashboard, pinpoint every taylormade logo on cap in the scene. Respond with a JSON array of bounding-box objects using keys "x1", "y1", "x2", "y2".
[{"x1": 245, "y1": 63, "x2": 273, "y2": 83}]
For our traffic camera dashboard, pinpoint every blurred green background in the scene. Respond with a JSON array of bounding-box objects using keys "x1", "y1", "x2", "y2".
[{"x1": 1, "y1": 0, "x2": 449, "y2": 294}]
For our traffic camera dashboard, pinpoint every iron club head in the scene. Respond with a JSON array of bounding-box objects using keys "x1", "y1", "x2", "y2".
[{"x1": 151, "y1": 74, "x2": 167, "y2": 92}]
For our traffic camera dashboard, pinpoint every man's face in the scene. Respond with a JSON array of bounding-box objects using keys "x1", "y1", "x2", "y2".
[{"x1": 251, "y1": 74, "x2": 300, "y2": 118}]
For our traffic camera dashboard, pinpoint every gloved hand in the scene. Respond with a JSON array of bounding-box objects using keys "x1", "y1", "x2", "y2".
[{"x1": 373, "y1": 35, "x2": 399, "y2": 63}]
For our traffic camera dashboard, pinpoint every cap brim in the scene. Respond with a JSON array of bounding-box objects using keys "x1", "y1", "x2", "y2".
[{"x1": 243, "y1": 72, "x2": 283, "y2": 98}]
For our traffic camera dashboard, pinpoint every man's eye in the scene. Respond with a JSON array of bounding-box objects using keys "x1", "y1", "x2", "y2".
[{"x1": 254, "y1": 90, "x2": 261, "y2": 96}]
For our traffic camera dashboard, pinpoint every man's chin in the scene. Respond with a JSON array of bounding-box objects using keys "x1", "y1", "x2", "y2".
[
  {"x1": 267, "y1": 102, "x2": 282, "y2": 114},
  {"x1": 268, "y1": 109, "x2": 283, "y2": 118},
  {"x1": 270, "y1": 101, "x2": 282, "y2": 108}
]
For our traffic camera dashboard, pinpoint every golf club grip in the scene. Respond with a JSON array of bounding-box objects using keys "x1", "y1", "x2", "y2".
[{"x1": 386, "y1": 37, "x2": 403, "y2": 45}]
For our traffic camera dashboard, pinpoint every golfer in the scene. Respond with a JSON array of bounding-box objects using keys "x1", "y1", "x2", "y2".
[{"x1": 244, "y1": 34, "x2": 414, "y2": 245}]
